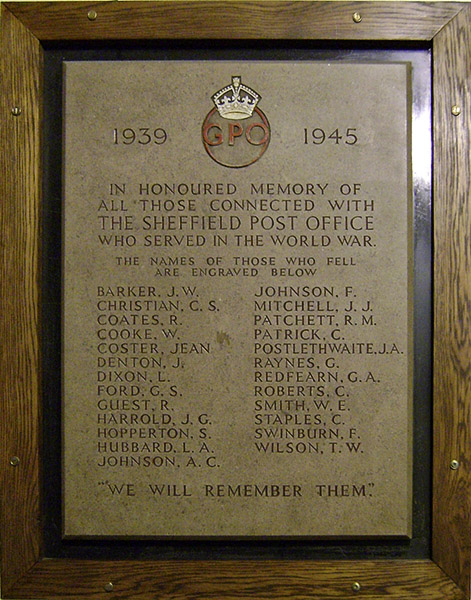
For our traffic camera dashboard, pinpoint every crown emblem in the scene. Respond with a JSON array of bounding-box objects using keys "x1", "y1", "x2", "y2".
[{"x1": 212, "y1": 76, "x2": 260, "y2": 120}]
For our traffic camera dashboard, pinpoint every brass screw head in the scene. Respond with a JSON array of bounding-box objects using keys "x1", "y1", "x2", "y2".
[
  {"x1": 10, "y1": 456, "x2": 20, "y2": 466},
  {"x1": 451, "y1": 460, "x2": 460, "y2": 470},
  {"x1": 352, "y1": 581, "x2": 361, "y2": 592},
  {"x1": 104, "y1": 582, "x2": 114, "y2": 592},
  {"x1": 11, "y1": 107, "x2": 22, "y2": 116},
  {"x1": 87, "y1": 10, "x2": 98, "y2": 21},
  {"x1": 451, "y1": 105, "x2": 461, "y2": 116},
  {"x1": 352, "y1": 12, "x2": 362, "y2": 23}
]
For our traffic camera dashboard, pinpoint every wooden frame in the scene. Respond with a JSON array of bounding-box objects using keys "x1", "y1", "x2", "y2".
[{"x1": 1, "y1": 1, "x2": 470, "y2": 598}]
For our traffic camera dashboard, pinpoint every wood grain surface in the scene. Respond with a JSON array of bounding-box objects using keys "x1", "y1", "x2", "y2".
[
  {"x1": 2, "y1": 1, "x2": 471, "y2": 599},
  {"x1": 4, "y1": 1, "x2": 463, "y2": 42},
  {"x1": 8, "y1": 559, "x2": 467, "y2": 600},
  {"x1": 0, "y1": 5, "x2": 43, "y2": 594},
  {"x1": 433, "y1": 3, "x2": 471, "y2": 595}
]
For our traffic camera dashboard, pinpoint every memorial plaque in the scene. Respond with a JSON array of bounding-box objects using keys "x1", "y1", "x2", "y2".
[{"x1": 63, "y1": 61, "x2": 412, "y2": 537}]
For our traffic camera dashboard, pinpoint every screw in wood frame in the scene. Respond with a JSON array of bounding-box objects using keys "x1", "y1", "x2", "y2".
[{"x1": 352, "y1": 581, "x2": 361, "y2": 592}]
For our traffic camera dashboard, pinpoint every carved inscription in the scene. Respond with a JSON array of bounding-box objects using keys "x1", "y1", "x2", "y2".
[{"x1": 63, "y1": 62, "x2": 412, "y2": 537}]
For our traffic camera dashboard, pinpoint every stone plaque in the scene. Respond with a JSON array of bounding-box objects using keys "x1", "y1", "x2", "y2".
[{"x1": 63, "y1": 61, "x2": 412, "y2": 537}]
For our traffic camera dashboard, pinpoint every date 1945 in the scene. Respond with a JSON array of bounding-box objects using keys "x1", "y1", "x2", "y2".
[
  {"x1": 303, "y1": 128, "x2": 358, "y2": 145},
  {"x1": 113, "y1": 127, "x2": 168, "y2": 145}
]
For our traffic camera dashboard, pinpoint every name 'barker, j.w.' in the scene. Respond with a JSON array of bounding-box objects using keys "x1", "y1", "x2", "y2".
[{"x1": 202, "y1": 76, "x2": 271, "y2": 168}]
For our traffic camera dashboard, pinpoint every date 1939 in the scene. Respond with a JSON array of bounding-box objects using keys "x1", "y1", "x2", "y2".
[{"x1": 113, "y1": 127, "x2": 168, "y2": 145}]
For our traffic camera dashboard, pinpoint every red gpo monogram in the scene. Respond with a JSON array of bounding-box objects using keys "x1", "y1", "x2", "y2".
[{"x1": 202, "y1": 76, "x2": 271, "y2": 168}]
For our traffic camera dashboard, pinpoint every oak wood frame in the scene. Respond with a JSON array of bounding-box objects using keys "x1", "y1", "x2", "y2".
[{"x1": 1, "y1": 2, "x2": 470, "y2": 598}]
